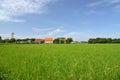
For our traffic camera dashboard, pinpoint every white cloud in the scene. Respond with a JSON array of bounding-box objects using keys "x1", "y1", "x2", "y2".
[
  {"x1": 0, "y1": 28, "x2": 92, "y2": 41},
  {"x1": 87, "y1": 1, "x2": 103, "y2": 7},
  {"x1": 32, "y1": 27, "x2": 53, "y2": 32},
  {"x1": 32, "y1": 27, "x2": 63, "y2": 37},
  {"x1": 31, "y1": 27, "x2": 92, "y2": 41},
  {"x1": 0, "y1": 33, "x2": 30, "y2": 39},
  {"x1": 64, "y1": 32, "x2": 81, "y2": 41},
  {"x1": 87, "y1": 0, "x2": 120, "y2": 14},
  {"x1": 106, "y1": 0, "x2": 120, "y2": 4},
  {"x1": 64, "y1": 32, "x2": 79, "y2": 37},
  {"x1": 0, "y1": 33, "x2": 10, "y2": 39},
  {"x1": 64, "y1": 32, "x2": 91, "y2": 41},
  {"x1": 113, "y1": 5, "x2": 120, "y2": 11},
  {"x1": 47, "y1": 29, "x2": 62, "y2": 36},
  {"x1": 31, "y1": 27, "x2": 64, "y2": 38},
  {"x1": 0, "y1": 0, "x2": 55, "y2": 22},
  {"x1": 88, "y1": 0, "x2": 120, "y2": 7},
  {"x1": 84, "y1": 10, "x2": 106, "y2": 15}
]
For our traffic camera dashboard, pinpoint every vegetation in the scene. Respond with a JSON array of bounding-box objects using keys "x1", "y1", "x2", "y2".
[
  {"x1": 5, "y1": 38, "x2": 11, "y2": 43},
  {"x1": 11, "y1": 38, "x2": 16, "y2": 43},
  {"x1": 41, "y1": 40, "x2": 45, "y2": 44},
  {"x1": 66, "y1": 38, "x2": 73, "y2": 44},
  {"x1": 53, "y1": 37, "x2": 66, "y2": 44},
  {"x1": 0, "y1": 44, "x2": 120, "y2": 80},
  {"x1": 0, "y1": 36, "x2": 73, "y2": 44},
  {"x1": 0, "y1": 38, "x2": 35, "y2": 44},
  {"x1": 53, "y1": 38, "x2": 59, "y2": 44},
  {"x1": 0, "y1": 36, "x2": 2, "y2": 43},
  {"x1": 88, "y1": 38, "x2": 120, "y2": 43}
]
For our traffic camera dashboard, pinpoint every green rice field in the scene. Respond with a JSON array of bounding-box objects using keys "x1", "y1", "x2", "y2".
[{"x1": 0, "y1": 44, "x2": 120, "y2": 80}]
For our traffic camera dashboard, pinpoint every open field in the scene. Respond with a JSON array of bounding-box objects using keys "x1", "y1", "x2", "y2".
[{"x1": 0, "y1": 44, "x2": 120, "y2": 80}]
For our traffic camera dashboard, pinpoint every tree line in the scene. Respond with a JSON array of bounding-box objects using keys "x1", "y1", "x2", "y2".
[
  {"x1": 53, "y1": 38, "x2": 73, "y2": 44},
  {"x1": 0, "y1": 36, "x2": 35, "y2": 44},
  {"x1": 0, "y1": 36, "x2": 73, "y2": 44},
  {"x1": 88, "y1": 38, "x2": 120, "y2": 43}
]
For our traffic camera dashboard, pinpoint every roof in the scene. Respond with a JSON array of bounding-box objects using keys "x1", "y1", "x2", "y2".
[
  {"x1": 34, "y1": 39, "x2": 43, "y2": 43},
  {"x1": 44, "y1": 38, "x2": 53, "y2": 41}
]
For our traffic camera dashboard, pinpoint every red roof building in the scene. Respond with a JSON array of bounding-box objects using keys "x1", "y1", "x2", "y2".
[{"x1": 34, "y1": 39, "x2": 44, "y2": 43}]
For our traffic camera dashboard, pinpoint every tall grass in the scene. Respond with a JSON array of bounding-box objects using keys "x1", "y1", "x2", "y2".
[{"x1": 0, "y1": 44, "x2": 120, "y2": 80}]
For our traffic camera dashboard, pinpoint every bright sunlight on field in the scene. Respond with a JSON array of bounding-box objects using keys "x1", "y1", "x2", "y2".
[{"x1": 0, "y1": 44, "x2": 120, "y2": 80}]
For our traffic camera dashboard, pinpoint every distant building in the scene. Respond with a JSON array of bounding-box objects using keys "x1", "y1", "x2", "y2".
[
  {"x1": 44, "y1": 38, "x2": 53, "y2": 43},
  {"x1": 58, "y1": 37, "x2": 66, "y2": 43},
  {"x1": 11, "y1": 32, "x2": 14, "y2": 39},
  {"x1": 27, "y1": 39, "x2": 32, "y2": 43},
  {"x1": 34, "y1": 39, "x2": 44, "y2": 44},
  {"x1": 71, "y1": 41, "x2": 79, "y2": 44}
]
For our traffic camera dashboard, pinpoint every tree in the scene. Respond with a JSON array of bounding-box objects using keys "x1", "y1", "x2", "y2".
[
  {"x1": 66, "y1": 38, "x2": 73, "y2": 44},
  {"x1": 2, "y1": 40, "x2": 5, "y2": 43},
  {"x1": 5, "y1": 39, "x2": 10, "y2": 43},
  {"x1": 59, "y1": 39, "x2": 64, "y2": 44},
  {"x1": 31, "y1": 38, "x2": 35, "y2": 43},
  {"x1": 112, "y1": 38, "x2": 117, "y2": 43},
  {"x1": 98, "y1": 38, "x2": 107, "y2": 43},
  {"x1": 16, "y1": 39, "x2": 21, "y2": 43},
  {"x1": 53, "y1": 37, "x2": 66, "y2": 44},
  {"x1": 107, "y1": 38, "x2": 112, "y2": 43},
  {"x1": 53, "y1": 38, "x2": 59, "y2": 44},
  {"x1": 96, "y1": 38, "x2": 101, "y2": 43},
  {"x1": 88, "y1": 38, "x2": 93, "y2": 43},
  {"x1": 0, "y1": 36, "x2": 2, "y2": 43},
  {"x1": 41, "y1": 40, "x2": 45, "y2": 44},
  {"x1": 11, "y1": 38, "x2": 16, "y2": 43},
  {"x1": 59, "y1": 37, "x2": 66, "y2": 44},
  {"x1": 22, "y1": 38, "x2": 28, "y2": 43},
  {"x1": 88, "y1": 38, "x2": 120, "y2": 44}
]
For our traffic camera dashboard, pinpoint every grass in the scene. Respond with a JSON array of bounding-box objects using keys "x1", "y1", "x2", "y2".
[{"x1": 0, "y1": 44, "x2": 120, "y2": 80}]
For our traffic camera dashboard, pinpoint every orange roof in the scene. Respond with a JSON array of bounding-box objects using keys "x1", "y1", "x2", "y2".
[{"x1": 44, "y1": 38, "x2": 53, "y2": 41}]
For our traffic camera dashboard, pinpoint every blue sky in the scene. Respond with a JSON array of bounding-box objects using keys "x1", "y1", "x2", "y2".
[{"x1": 0, "y1": 0, "x2": 120, "y2": 41}]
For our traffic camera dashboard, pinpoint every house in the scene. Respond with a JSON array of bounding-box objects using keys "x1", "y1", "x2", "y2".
[
  {"x1": 58, "y1": 37, "x2": 66, "y2": 43},
  {"x1": 54, "y1": 37, "x2": 66, "y2": 43},
  {"x1": 71, "y1": 41, "x2": 79, "y2": 44},
  {"x1": 44, "y1": 38, "x2": 53, "y2": 43},
  {"x1": 34, "y1": 39, "x2": 44, "y2": 44},
  {"x1": 27, "y1": 39, "x2": 32, "y2": 43}
]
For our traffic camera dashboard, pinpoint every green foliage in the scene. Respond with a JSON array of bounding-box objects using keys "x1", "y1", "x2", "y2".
[
  {"x1": 0, "y1": 36, "x2": 1, "y2": 40},
  {"x1": 4, "y1": 38, "x2": 16, "y2": 43},
  {"x1": 5, "y1": 39, "x2": 10, "y2": 43},
  {"x1": 60, "y1": 39, "x2": 64, "y2": 44},
  {"x1": 11, "y1": 38, "x2": 16, "y2": 43},
  {"x1": 53, "y1": 38, "x2": 66, "y2": 44},
  {"x1": 31, "y1": 38, "x2": 35, "y2": 43},
  {"x1": 66, "y1": 38, "x2": 73, "y2": 44},
  {"x1": 53, "y1": 38, "x2": 59, "y2": 44},
  {"x1": 88, "y1": 38, "x2": 120, "y2": 43},
  {"x1": 0, "y1": 36, "x2": 2, "y2": 43},
  {"x1": 0, "y1": 44, "x2": 120, "y2": 80},
  {"x1": 41, "y1": 40, "x2": 45, "y2": 44},
  {"x1": 16, "y1": 39, "x2": 21, "y2": 43},
  {"x1": 15, "y1": 38, "x2": 35, "y2": 44}
]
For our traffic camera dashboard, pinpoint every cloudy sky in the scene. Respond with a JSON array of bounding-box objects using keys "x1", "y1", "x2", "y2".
[{"x1": 0, "y1": 0, "x2": 120, "y2": 41}]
